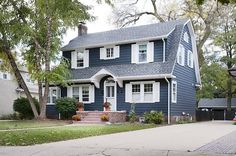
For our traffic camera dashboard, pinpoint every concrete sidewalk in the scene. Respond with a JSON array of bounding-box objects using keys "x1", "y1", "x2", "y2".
[{"x1": 0, "y1": 121, "x2": 236, "y2": 156}]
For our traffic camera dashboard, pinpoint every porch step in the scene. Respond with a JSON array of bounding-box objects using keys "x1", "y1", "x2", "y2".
[
  {"x1": 73, "y1": 121, "x2": 107, "y2": 124},
  {"x1": 76, "y1": 111, "x2": 110, "y2": 123}
]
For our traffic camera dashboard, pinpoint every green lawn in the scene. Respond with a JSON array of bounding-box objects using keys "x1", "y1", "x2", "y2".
[
  {"x1": 0, "y1": 120, "x2": 69, "y2": 130},
  {"x1": 0, "y1": 122, "x2": 156, "y2": 146}
]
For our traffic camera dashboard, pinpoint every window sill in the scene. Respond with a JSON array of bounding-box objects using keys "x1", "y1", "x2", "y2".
[{"x1": 47, "y1": 103, "x2": 55, "y2": 105}]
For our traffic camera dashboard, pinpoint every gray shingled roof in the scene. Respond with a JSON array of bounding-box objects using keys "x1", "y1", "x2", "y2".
[
  {"x1": 61, "y1": 19, "x2": 188, "y2": 51},
  {"x1": 64, "y1": 19, "x2": 187, "y2": 80},
  {"x1": 198, "y1": 98, "x2": 236, "y2": 108}
]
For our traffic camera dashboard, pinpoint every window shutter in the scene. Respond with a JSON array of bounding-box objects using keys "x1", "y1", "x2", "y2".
[
  {"x1": 71, "y1": 51, "x2": 77, "y2": 68},
  {"x1": 89, "y1": 85, "x2": 95, "y2": 103},
  {"x1": 153, "y1": 82, "x2": 160, "y2": 102},
  {"x1": 67, "y1": 86, "x2": 72, "y2": 98},
  {"x1": 131, "y1": 44, "x2": 138, "y2": 63},
  {"x1": 84, "y1": 50, "x2": 89, "y2": 67},
  {"x1": 147, "y1": 42, "x2": 154, "y2": 62},
  {"x1": 100, "y1": 48, "x2": 106, "y2": 60},
  {"x1": 114, "y1": 46, "x2": 120, "y2": 58},
  {"x1": 125, "y1": 83, "x2": 132, "y2": 103}
]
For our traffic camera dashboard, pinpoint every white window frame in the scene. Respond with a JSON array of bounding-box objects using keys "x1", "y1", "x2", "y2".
[
  {"x1": 71, "y1": 85, "x2": 92, "y2": 104},
  {"x1": 106, "y1": 47, "x2": 114, "y2": 59},
  {"x1": 47, "y1": 87, "x2": 61, "y2": 105},
  {"x1": 76, "y1": 51, "x2": 84, "y2": 68},
  {"x1": 138, "y1": 43, "x2": 148, "y2": 63},
  {"x1": 177, "y1": 44, "x2": 185, "y2": 66},
  {"x1": 187, "y1": 50, "x2": 193, "y2": 68},
  {"x1": 183, "y1": 32, "x2": 189, "y2": 43},
  {"x1": 100, "y1": 46, "x2": 119, "y2": 60},
  {"x1": 130, "y1": 81, "x2": 155, "y2": 103},
  {"x1": 171, "y1": 81, "x2": 177, "y2": 103}
]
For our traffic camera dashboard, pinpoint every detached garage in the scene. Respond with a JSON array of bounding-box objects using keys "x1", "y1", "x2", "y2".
[{"x1": 197, "y1": 98, "x2": 236, "y2": 120}]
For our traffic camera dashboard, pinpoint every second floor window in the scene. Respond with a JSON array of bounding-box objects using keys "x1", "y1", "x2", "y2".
[
  {"x1": 106, "y1": 48, "x2": 114, "y2": 58},
  {"x1": 177, "y1": 44, "x2": 185, "y2": 66},
  {"x1": 77, "y1": 51, "x2": 84, "y2": 67},
  {"x1": 138, "y1": 44, "x2": 147, "y2": 63}
]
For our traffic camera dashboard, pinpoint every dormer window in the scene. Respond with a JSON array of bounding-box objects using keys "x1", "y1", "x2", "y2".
[
  {"x1": 138, "y1": 44, "x2": 147, "y2": 63},
  {"x1": 177, "y1": 44, "x2": 185, "y2": 66},
  {"x1": 106, "y1": 48, "x2": 114, "y2": 58},
  {"x1": 77, "y1": 51, "x2": 84, "y2": 67},
  {"x1": 71, "y1": 50, "x2": 89, "y2": 69}
]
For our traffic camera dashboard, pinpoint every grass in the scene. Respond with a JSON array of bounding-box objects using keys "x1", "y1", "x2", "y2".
[
  {"x1": 0, "y1": 123, "x2": 156, "y2": 146},
  {"x1": 0, "y1": 120, "x2": 69, "y2": 130}
]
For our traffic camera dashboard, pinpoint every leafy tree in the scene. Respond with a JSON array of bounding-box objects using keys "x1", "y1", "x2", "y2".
[
  {"x1": 214, "y1": 10, "x2": 236, "y2": 111},
  {"x1": 196, "y1": 0, "x2": 236, "y2": 5}
]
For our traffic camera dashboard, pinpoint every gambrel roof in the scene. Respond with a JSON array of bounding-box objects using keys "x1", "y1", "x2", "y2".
[{"x1": 61, "y1": 19, "x2": 188, "y2": 51}]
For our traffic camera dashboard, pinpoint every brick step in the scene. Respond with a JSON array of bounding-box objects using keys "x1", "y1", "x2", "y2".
[
  {"x1": 73, "y1": 121, "x2": 107, "y2": 124},
  {"x1": 81, "y1": 118, "x2": 101, "y2": 122},
  {"x1": 82, "y1": 114, "x2": 104, "y2": 117}
]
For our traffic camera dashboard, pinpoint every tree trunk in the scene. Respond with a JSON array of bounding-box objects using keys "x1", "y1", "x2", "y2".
[
  {"x1": 3, "y1": 46, "x2": 39, "y2": 118},
  {"x1": 227, "y1": 75, "x2": 232, "y2": 111}
]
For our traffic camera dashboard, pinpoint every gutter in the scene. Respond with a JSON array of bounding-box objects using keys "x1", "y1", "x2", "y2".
[
  {"x1": 162, "y1": 38, "x2": 166, "y2": 62},
  {"x1": 165, "y1": 77, "x2": 171, "y2": 124}
]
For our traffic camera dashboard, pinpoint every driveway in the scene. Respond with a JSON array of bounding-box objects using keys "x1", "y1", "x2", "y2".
[{"x1": 0, "y1": 121, "x2": 236, "y2": 156}]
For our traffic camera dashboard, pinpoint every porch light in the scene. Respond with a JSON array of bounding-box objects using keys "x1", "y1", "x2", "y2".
[{"x1": 229, "y1": 67, "x2": 236, "y2": 78}]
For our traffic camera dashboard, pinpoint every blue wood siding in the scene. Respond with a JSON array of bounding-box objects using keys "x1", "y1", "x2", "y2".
[
  {"x1": 153, "y1": 40, "x2": 164, "y2": 62},
  {"x1": 118, "y1": 79, "x2": 168, "y2": 116},
  {"x1": 172, "y1": 25, "x2": 196, "y2": 117}
]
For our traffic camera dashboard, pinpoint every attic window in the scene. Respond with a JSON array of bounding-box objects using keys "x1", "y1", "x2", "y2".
[
  {"x1": 177, "y1": 44, "x2": 185, "y2": 66},
  {"x1": 106, "y1": 48, "x2": 114, "y2": 58},
  {"x1": 184, "y1": 32, "x2": 189, "y2": 43}
]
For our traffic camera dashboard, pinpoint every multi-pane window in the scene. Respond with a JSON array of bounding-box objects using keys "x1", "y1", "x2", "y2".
[
  {"x1": 172, "y1": 81, "x2": 177, "y2": 103},
  {"x1": 72, "y1": 87, "x2": 80, "y2": 100},
  {"x1": 72, "y1": 86, "x2": 90, "y2": 102},
  {"x1": 144, "y1": 84, "x2": 153, "y2": 102},
  {"x1": 106, "y1": 86, "x2": 115, "y2": 98},
  {"x1": 187, "y1": 51, "x2": 193, "y2": 68},
  {"x1": 132, "y1": 84, "x2": 141, "y2": 102},
  {"x1": 77, "y1": 51, "x2": 84, "y2": 67},
  {"x1": 138, "y1": 44, "x2": 147, "y2": 63},
  {"x1": 106, "y1": 48, "x2": 114, "y2": 58},
  {"x1": 82, "y1": 86, "x2": 89, "y2": 102},
  {"x1": 47, "y1": 88, "x2": 60, "y2": 104}
]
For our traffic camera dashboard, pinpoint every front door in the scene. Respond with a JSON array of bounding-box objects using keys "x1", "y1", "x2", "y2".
[{"x1": 104, "y1": 78, "x2": 117, "y2": 111}]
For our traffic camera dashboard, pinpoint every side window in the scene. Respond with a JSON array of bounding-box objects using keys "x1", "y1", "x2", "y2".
[
  {"x1": 184, "y1": 32, "x2": 189, "y2": 43},
  {"x1": 177, "y1": 44, "x2": 185, "y2": 66},
  {"x1": 172, "y1": 81, "x2": 177, "y2": 103},
  {"x1": 187, "y1": 50, "x2": 193, "y2": 68}
]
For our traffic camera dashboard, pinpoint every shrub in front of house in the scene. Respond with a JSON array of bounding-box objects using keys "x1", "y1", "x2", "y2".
[
  {"x1": 13, "y1": 97, "x2": 39, "y2": 119},
  {"x1": 143, "y1": 111, "x2": 164, "y2": 124},
  {"x1": 129, "y1": 103, "x2": 137, "y2": 123},
  {"x1": 55, "y1": 97, "x2": 77, "y2": 120},
  {"x1": 0, "y1": 112, "x2": 21, "y2": 120}
]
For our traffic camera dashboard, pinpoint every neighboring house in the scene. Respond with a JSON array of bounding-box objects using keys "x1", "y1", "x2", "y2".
[
  {"x1": 0, "y1": 68, "x2": 38, "y2": 116},
  {"x1": 47, "y1": 19, "x2": 201, "y2": 123},
  {"x1": 198, "y1": 98, "x2": 236, "y2": 110}
]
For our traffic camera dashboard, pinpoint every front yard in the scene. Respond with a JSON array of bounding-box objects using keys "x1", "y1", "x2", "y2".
[{"x1": 0, "y1": 120, "x2": 156, "y2": 146}]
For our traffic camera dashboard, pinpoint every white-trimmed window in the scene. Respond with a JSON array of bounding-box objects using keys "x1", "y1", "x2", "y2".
[
  {"x1": 187, "y1": 50, "x2": 193, "y2": 68},
  {"x1": 132, "y1": 84, "x2": 141, "y2": 102},
  {"x1": 106, "y1": 48, "x2": 114, "y2": 58},
  {"x1": 71, "y1": 50, "x2": 89, "y2": 69},
  {"x1": 77, "y1": 51, "x2": 84, "y2": 67},
  {"x1": 138, "y1": 44, "x2": 147, "y2": 63},
  {"x1": 184, "y1": 32, "x2": 189, "y2": 43},
  {"x1": 131, "y1": 42, "x2": 154, "y2": 64},
  {"x1": 47, "y1": 87, "x2": 61, "y2": 105},
  {"x1": 3, "y1": 73, "x2": 8, "y2": 79},
  {"x1": 0, "y1": 72, "x2": 10, "y2": 80},
  {"x1": 100, "y1": 46, "x2": 119, "y2": 60},
  {"x1": 68, "y1": 85, "x2": 95, "y2": 103},
  {"x1": 172, "y1": 81, "x2": 177, "y2": 103},
  {"x1": 177, "y1": 44, "x2": 185, "y2": 66},
  {"x1": 126, "y1": 81, "x2": 159, "y2": 103}
]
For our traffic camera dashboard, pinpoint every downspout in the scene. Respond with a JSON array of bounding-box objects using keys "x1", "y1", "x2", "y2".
[
  {"x1": 165, "y1": 77, "x2": 170, "y2": 124},
  {"x1": 162, "y1": 38, "x2": 166, "y2": 62}
]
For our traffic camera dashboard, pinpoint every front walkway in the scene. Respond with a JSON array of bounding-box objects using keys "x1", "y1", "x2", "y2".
[{"x1": 0, "y1": 121, "x2": 236, "y2": 156}]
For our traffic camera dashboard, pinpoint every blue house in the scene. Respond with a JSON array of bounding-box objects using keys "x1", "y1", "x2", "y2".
[{"x1": 47, "y1": 19, "x2": 201, "y2": 123}]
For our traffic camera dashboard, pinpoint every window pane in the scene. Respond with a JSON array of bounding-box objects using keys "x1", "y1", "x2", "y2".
[
  {"x1": 132, "y1": 84, "x2": 140, "y2": 93},
  {"x1": 144, "y1": 84, "x2": 153, "y2": 93},
  {"x1": 106, "y1": 86, "x2": 114, "y2": 98},
  {"x1": 139, "y1": 44, "x2": 147, "y2": 62},
  {"x1": 106, "y1": 48, "x2": 114, "y2": 58},
  {"x1": 82, "y1": 86, "x2": 89, "y2": 102},
  {"x1": 3, "y1": 73, "x2": 7, "y2": 79},
  {"x1": 77, "y1": 52, "x2": 84, "y2": 67},
  {"x1": 73, "y1": 87, "x2": 80, "y2": 100},
  {"x1": 106, "y1": 86, "x2": 110, "y2": 97}
]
